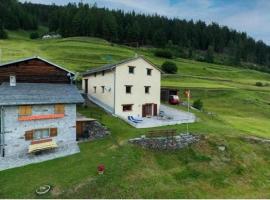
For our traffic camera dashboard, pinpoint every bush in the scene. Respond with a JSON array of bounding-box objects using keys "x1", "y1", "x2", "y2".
[
  {"x1": 154, "y1": 49, "x2": 173, "y2": 59},
  {"x1": 30, "y1": 32, "x2": 39, "y2": 39},
  {"x1": 0, "y1": 25, "x2": 8, "y2": 39},
  {"x1": 255, "y1": 82, "x2": 263, "y2": 87},
  {"x1": 193, "y1": 99, "x2": 203, "y2": 110},
  {"x1": 161, "y1": 61, "x2": 177, "y2": 74}
]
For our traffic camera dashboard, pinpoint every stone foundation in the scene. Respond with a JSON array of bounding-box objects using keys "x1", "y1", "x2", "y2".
[{"x1": 0, "y1": 142, "x2": 80, "y2": 171}]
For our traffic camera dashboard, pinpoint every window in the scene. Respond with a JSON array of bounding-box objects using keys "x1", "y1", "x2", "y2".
[
  {"x1": 122, "y1": 104, "x2": 133, "y2": 111},
  {"x1": 19, "y1": 105, "x2": 32, "y2": 116},
  {"x1": 101, "y1": 86, "x2": 105, "y2": 93},
  {"x1": 54, "y1": 104, "x2": 65, "y2": 114},
  {"x1": 128, "y1": 66, "x2": 135, "y2": 74},
  {"x1": 145, "y1": 86, "x2": 151, "y2": 94},
  {"x1": 93, "y1": 86, "x2": 97, "y2": 93},
  {"x1": 33, "y1": 129, "x2": 50, "y2": 140},
  {"x1": 94, "y1": 72, "x2": 97, "y2": 77},
  {"x1": 25, "y1": 128, "x2": 57, "y2": 141},
  {"x1": 125, "y1": 85, "x2": 132, "y2": 94},
  {"x1": 147, "y1": 68, "x2": 152, "y2": 76},
  {"x1": 102, "y1": 70, "x2": 105, "y2": 76}
]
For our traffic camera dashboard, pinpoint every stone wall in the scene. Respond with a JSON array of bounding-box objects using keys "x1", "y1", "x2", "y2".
[
  {"x1": 1, "y1": 104, "x2": 77, "y2": 157},
  {"x1": 129, "y1": 133, "x2": 200, "y2": 150}
]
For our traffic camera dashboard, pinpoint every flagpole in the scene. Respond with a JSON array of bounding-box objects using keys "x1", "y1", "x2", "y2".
[{"x1": 187, "y1": 93, "x2": 189, "y2": 134}]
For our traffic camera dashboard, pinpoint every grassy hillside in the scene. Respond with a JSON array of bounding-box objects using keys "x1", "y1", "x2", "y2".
[{"x1": 0, "y1": 31, "x2": 270, "y2": 198}]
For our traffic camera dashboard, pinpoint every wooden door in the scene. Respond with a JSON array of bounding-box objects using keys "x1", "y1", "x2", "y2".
[
  {"x1": 153, "y1": 104, "x2": 157, "y2": 116},
  {"x1": 142, "y1": 104, "x2": 153, "y2": 117},
  {"x1": 84, "y1": 79, "x2": 88, "y2": 94},
  {"x1": 76, "y1": 121, "x2": 84, "y2": 140}
]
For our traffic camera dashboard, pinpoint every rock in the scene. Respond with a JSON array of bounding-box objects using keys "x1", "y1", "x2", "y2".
[{"x1": 218, "y1": 145, "x2": 226, "y2": 151}]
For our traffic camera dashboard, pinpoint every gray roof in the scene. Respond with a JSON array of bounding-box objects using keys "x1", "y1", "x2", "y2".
[
  {"x1": 0, "y1": 82, "x2": 84, "y2": 106},
  {"x1": 82, "y1": 56, "x2": 162, "y2": 76},
  {"x1": 0, "y1": 56, "x2": 75, "y2": 76}
]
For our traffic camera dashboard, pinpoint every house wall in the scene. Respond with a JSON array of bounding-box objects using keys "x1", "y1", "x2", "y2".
[
  {"x1": 82, "y1": 70, "x2": 115, "y2": 112},
  {"x1": 2, "y1": 104, "x2": 77, "y2": 157},
  {"x1": 115, "y1": 57, "x2": 161, "y2": 118}
]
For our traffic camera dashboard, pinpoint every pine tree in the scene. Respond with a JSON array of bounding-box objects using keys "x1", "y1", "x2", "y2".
[{"x1": 205, "y1": 45, "x2": 214, "y2": 63}]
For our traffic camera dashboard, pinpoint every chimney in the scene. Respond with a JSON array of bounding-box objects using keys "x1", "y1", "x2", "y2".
[{"x1": 10, "y1": 75, "x2": 16, "y2": 87}]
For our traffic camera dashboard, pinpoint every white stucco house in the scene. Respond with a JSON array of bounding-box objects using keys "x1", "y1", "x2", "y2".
[{"x1": 82, "y1": 56, "x2": 162, "y2": 119}]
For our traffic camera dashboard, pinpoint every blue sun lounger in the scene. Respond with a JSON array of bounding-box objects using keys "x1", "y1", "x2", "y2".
[{"x1": 128, "y1": 116, "x2": 143, "y2": 123}]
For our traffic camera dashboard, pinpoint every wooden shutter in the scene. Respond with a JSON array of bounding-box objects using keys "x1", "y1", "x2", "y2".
[
  {"x1": 19, "y1": 105, "x2": 32, "y2": 116},
  {"x1": 25, "y1": 130, "x2": 33, "y2": 140},
  {"x1": 54, "y1": 104, "x2": 65, "y2": 114},
  {"x1": 50, "y1": 128, "x2": 58, "y2": 137}
]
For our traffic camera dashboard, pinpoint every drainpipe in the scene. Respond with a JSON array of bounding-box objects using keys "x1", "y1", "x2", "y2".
[
  {"x1": 113, "y1": 69, "x2": 116, "y2": 115},
  {"x1": 0, "y1": 106, "x2": 5, "y2": 157}
]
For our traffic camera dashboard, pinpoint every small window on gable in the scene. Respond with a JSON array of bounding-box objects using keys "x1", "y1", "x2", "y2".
[
  {"x1": 129, "y1": 66, "x2": 135, "y2": 74},
  {"x1": 147, "y1": 68, "x2": 152, "y2": 76},
  {"x1": 54, "y1": 104, "x2": 65, "y2": 114},
  {"x1": 19, "y1": 105, "x2": 32, "y2": 116},
  {"x1": 101, "y1": 86, "x2": 105, "y2": 93},
  {"x1": 145, "y1": 86, "x2": 151, "y2": 94},
  {"x1": 102, "y1": 70, "x2": 105, "y2": 76},
  {"x1": 122, "y1": 104, "x2": 133, "y2": 112},
  {"x1": 125, "y1": 85, "x2": 132, "y2": 94},
  {"x1": 94, "y1": 86, "x2": 97, "y2": 93},
  {"x1": 94, "y1": 72, "x2": 97, "y2": 77}
]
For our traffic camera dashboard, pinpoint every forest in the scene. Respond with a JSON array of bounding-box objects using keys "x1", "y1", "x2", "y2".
[{"x1": 1, "y1": 0, "x2": 270, "y2": 73}]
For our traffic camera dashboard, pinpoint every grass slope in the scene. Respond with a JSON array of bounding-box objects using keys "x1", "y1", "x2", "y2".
[{"x1": 0, "y1": 31, "x2": 270, "y2": 198}]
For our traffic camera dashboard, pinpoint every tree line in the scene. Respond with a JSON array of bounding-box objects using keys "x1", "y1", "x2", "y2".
[{"x1": 1, "y1": 0, "x2": 270, "y2": 72}]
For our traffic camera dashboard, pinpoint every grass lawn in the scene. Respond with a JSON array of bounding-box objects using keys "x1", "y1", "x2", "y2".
[{"x1": 0, "y1": 31, "x2": 270, "y2": 198}]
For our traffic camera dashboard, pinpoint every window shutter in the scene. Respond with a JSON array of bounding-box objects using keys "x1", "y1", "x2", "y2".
[
  {"x1": 50, "y1": 128, "x2": 58, "y2": 137},
  {"x1": 19, "y1": 105, "x2": 32, "y2": 116},
  {"x1": 54, "y1": 104, "x2": 65, "y2": 114},
  {"x1": 25, "y1": 130, "x2": 33, "y2": 140}
]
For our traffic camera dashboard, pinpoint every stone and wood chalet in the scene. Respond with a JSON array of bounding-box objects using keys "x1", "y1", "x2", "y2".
[
  {"x1": 0, "y1": 57, "x2": 84, "y2": 162},
  {"x1": 82, "y1": 56, "x2": 161, "y2": 119}
]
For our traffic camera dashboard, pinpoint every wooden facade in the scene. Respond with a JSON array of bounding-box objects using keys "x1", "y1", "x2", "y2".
[{"x1": 0, "y1": 58, "x2": 71, "y2": 84}]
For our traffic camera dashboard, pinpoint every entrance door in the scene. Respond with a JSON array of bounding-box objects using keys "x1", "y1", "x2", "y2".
[
  {"x1": 153, "y1": 104, "x2": 157, "y2": 116},
  {"x1": 142, "y1": 104, "x2": 153, "y2": 117},
  {"x1": 76, "y1": 121, "x2": 84, "y2": 140},
  {"x1": 84, "y1": 79, "x2": 88, "y2": 94}
]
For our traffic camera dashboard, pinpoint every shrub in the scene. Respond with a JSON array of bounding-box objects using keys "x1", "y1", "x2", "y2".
[
  {"x1": 154, "y1": 49, "x2": 173, "y2": 59},
  {"x1": 0, "y1": 25, "x2": 8, "y2": 39},
  {"x1": 255, "y1": 82, "x2": 263, "y2": 87},
  {"x1": 30, "y1": 32, "x2": 39, "y2": 39},
  {"x1": 161, "y1": 61, "x2": 177, "y2": 74},
  {"x1": 193, "y1": 99, "x2": 203, "y2": 110}
]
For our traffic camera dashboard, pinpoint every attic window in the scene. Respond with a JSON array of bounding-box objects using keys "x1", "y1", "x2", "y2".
[
  {"x1": 129, "y1": 66, "x2": 135, "y2": 74},
  {"x1": 102, "y1": 70, "x2": 105, "y2": 76},
  {"x1": 94, "y1": 73, "x2": 97, "y2": 77},
  {"x1": 147, "y1": 68, "x2": 152, "y2": 76}
]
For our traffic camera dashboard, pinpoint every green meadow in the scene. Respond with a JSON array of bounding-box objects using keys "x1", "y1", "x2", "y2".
[{"x1": 0, "y1": 31, "x2": 270, "y2": 198}]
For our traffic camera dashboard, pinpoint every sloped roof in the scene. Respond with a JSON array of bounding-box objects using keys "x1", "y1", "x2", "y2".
[
  {"x1": 0, "y1": 82, "x2": 84, "y2": 106},
  {"x1": 0, "y1": 56, "x2": 75, "y2": 75},
  {"x1": 82, "y1": 56, "x2": 162, "y2": 76}
]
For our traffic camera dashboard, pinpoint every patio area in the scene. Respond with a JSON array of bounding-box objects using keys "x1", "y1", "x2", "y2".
[{"x1": 123, "y1": 104, "x2": 196, "y2": 128}]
